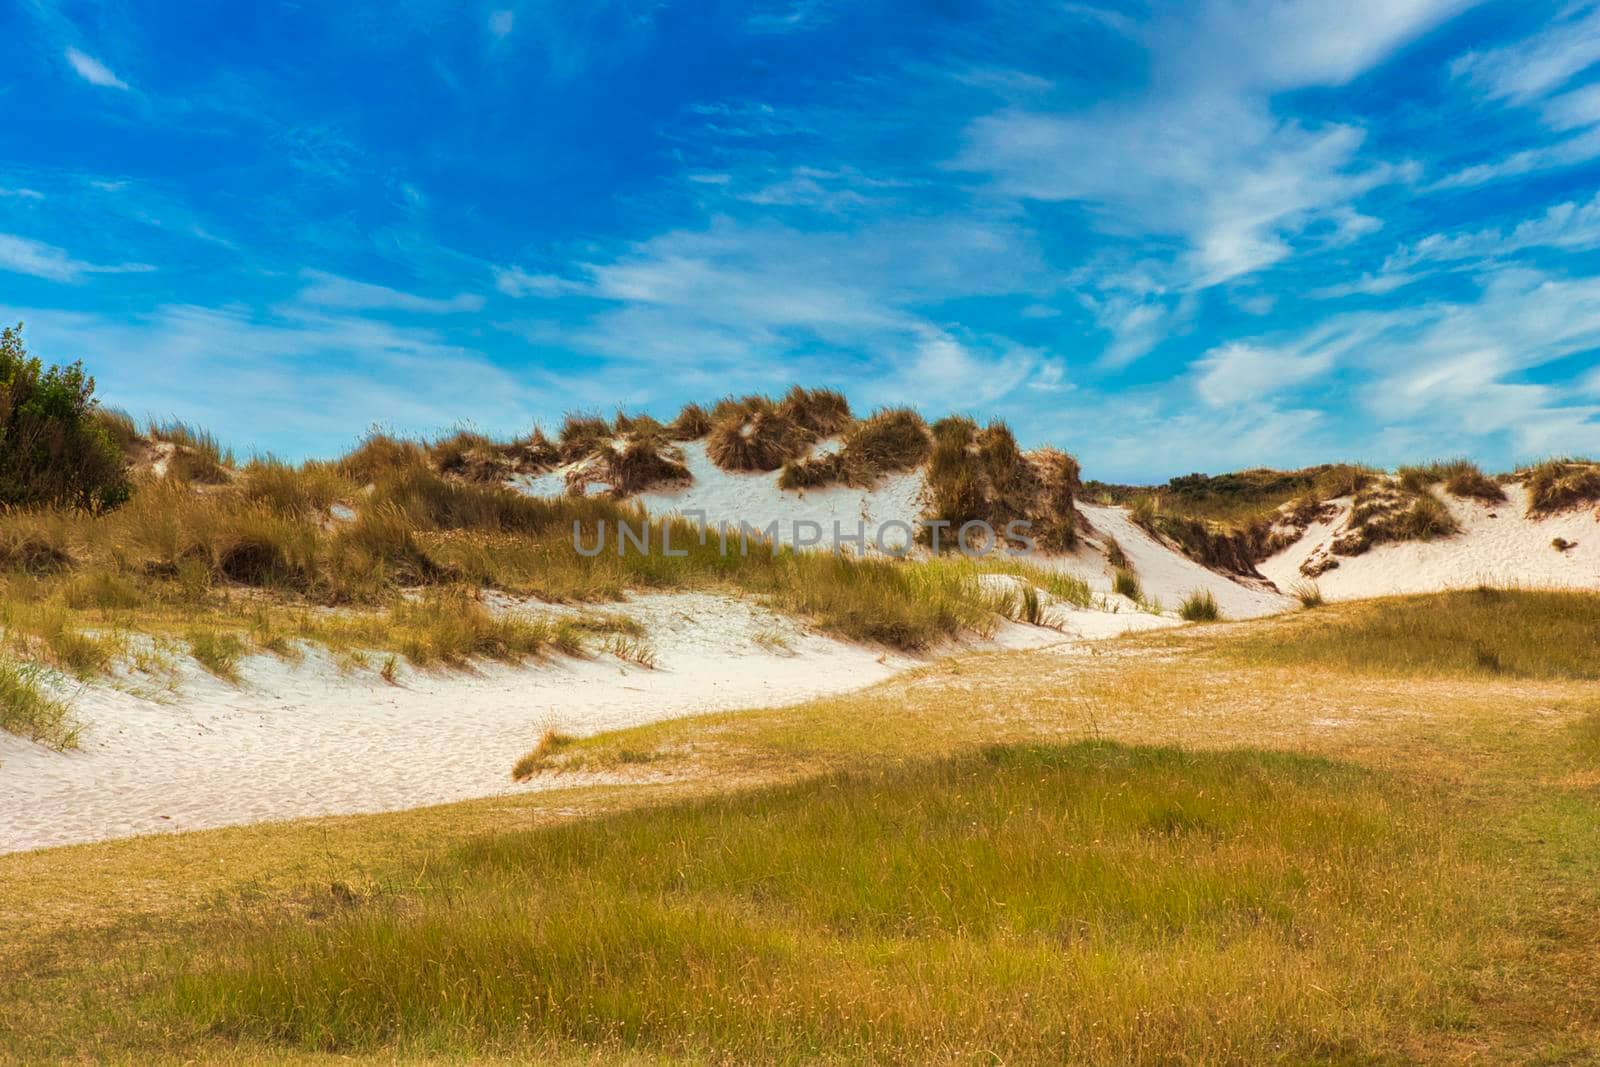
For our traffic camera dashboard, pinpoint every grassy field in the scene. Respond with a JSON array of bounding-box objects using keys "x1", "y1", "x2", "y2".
[{"x1": 3, "y1": 592, "x2": 1599, "y2": 1062}]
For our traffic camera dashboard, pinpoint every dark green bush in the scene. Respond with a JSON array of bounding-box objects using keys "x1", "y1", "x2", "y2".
[{"x1": 0, "y1": 324, "x2": 129, "y2": 509}]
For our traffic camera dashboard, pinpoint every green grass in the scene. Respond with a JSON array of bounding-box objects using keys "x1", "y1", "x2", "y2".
[
  {"x1": 1178, "y1": 589, "x2": 1220, "y2": 622},
  {"x1": 1229, "y1": 587, "x2": 1600, "y2": 679},
  {"x1": 187, "y1": 627, "x2": 247, "y2": 681},
  {"x1": 162, "y1": 743, "x2": 1478, "y2": 1063},
  {"x1": 0, "y1": 658, "x2": 76, "y2": 748},
  {"x1": 1113, "y1": 566, "x2": 1141, "y2": 600}
]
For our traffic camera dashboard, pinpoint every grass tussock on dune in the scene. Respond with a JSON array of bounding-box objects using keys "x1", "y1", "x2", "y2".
[
  {"x1": 1520, "y1": 458, "x2": 1600, "y2": 516},
  {"x1": 706, "y1": 395, "x2": 818, "y2": 472},
  {"x1": 0, "y1": 658, "x2": 76, "y2": 749},
  {"x1": 778, "y1": 407, "x2": 931, "y2": 490},
  {"x1": 922, "y1": 416, "x2": 1079, "y2": 550},
  {"x1": 1230, "y1": 587, "x2": 1600, "y2": 679},
  {"x1": 1333, "y1": 484, "x2": 1460, "y2": 557},
  {"x1": 163, "y1": 743, "x2": 1477, "y2": 1063},
  {"x1": 1397, "y1": 459, "x2": 1506, "y2": 503}
]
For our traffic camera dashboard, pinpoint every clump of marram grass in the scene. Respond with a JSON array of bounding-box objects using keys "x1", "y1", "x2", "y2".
[
  {"x1": 569, "y1": 422, "x2": 690, "y2": 497},
  {"x1": 336, "y1": 432, "x2": 428, "y2": 485},
  {"x1": 511, "y1": 726, "x2": 577, "y2": 780},
  {"x1": 1112, "y1": 567, "x2": 1141, "y2": 601},
  {"x1": 1334, "y1": 484, "x2": 1460, "y2": 557},
  {"x1": 706, "y1": 401, "x2": 815, "y2": 472},
  {"x1": 511, "y1": 427, "x2": 559, "y2": 470},
  {"x1": 1520, "y1": 458, "x2": 1600, "y2": 516},
  {"x1": 148, "y1": 419, "x2": 234, "y2": 484},
  {"x1": 778, "y1": 407, "x2": 931, "y2": 490},
  {"x1": 667, "y1": 403, "x2": 713, "y2": 441},
  {"x1": 557, "y1": 414, "x2": 612, "y2": 464},
  {"x1": 921, "y1": 416, "x2": 1074, "y2": 552},
  {"x1": 0, "y1": 657, "x2": 76, "y2": 748},
  {"x1": 1178, "y1": 589, "x2": 1221, "y2": 622},
  {"x1": 187, "y1": 627, "x2": 247, "y2": 681},
  {"x1": 776, "y1": 386, "x2": 853, "y2": 436},
  {"x1": 1291, "y1": 580, "x2": 1324, "y2": 608},
  {"x1": 430, "y1": 430, "x2": 515, "y2": 483},
  {"x1": 240, "y1": 457, "x2": 356, "y2": 518},
  {"x1": 1397, "y1": 460, "x2": 1505, "y2": 503}
]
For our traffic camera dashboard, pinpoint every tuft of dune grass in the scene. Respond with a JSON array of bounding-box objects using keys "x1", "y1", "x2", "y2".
[
  {"x1": 0, "y1": 657, "x2": 76, "y2": 749},
  {"x1": 511, "y1": 727, "x2": 577, "y2": 780},
  {"x1": 779, "y1": 407, "x2": 930, "y2": 490},
  {"x1": 1397, "y1": 460, "x2": 1505, "y2": 503},
  {"x1": 706, "y1": 400, "x2": 815, "y2": 473},
  {"x1": 1178, "y1": 589, "x2": 1220, "y2": 622},
  {"x1": 1112, "y1": 567, "x2": 1141, "y2": 601},
  {"x1": 776, "y1": 386, "x2": 853, "y2": 436},
  {"x1": 1520, "y1": 458, "x2": 1600, "y2": 516},
  {"x1": 667, "y1": 403, "x2": 713, "y2": 441}
]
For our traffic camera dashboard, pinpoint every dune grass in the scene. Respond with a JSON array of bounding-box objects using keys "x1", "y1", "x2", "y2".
[
  {"x1": 1178, "y1": 589, "x2": 1220, "y2": 622},
  {"x1": 1520, "y1": 457, "x2": 1600, "y2": 515},
  {"x1": 1397, "y1": 459, "x2": 1506, "y2": 503},
  {"x1": 161, "y1": 741, "x2": 1481, "y2": 1063},
  {"x1": 1228, "y1": 587, "x2": 1600, "y2": 679},
  {"x1": 0, "y1": 658, "x2": 76, "y2": 749},
  {"x1": 1113, "y1": 566, "x2": 1141, "y2": 600}
]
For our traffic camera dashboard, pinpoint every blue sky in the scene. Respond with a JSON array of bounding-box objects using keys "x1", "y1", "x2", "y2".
[{"x1": 4, "y1": 0, "x2": 1600, "y2": 480}]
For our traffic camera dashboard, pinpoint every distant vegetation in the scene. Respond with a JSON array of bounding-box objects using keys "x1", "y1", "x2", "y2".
[{"x1": 1087, "y1": 465, "x2": 1377, "y2": 576}]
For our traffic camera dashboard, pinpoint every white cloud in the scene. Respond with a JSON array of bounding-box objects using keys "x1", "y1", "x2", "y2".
[
  {"x1": 488, "y1": 10, "x2": 515, "y2": 38},
  {"x1": 1386, "y1": 191, "x2": 1600, "y2": 272},
  {"x1": 294, "y1": 271, "x2": 485, "y2": 313},
  {"x1": 1192, "y1": 341, "x2": 1333, "y2": 407},
  {"x1": 1437, "y1": 5, "x2": 1600, "y2": 186},
  {"x1": 0, "y1": 187, "x2": 44, "y2": 201},
  {"x1": 1452, "y1": 3, "x2": 1600, "y2": 105},
  {"x1": 1203, "y1": 267, "x2": 1600, "y2": 459},
  {"x1": 64, "y1": 47, "x2": 129, "y2": 90},
  {"x1": 955, "y1": 0, "x2": 1469, "y2": 302},
  {"x1": 0, "y1": 234, "x2": 154, "y2": 283},
  {"x1": 494, "y1": 266, "x2": 590, "y2": 298}
]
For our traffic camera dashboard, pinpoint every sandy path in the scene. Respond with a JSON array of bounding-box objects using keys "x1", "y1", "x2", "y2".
[{"x1": 0, "y1": 591, "x2": 1150, "y2": 855}]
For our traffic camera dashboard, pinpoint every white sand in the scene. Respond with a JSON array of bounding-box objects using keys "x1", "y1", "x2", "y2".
[
  {"x1": 1260, "y1": 485, "x2": 1600, "y2": 600},
  {"x1": 0, "y1": 590, "x2": 1160, "y2": 855}
]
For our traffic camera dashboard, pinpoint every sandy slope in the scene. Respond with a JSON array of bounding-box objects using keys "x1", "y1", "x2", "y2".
[
  {"x1": 0, "y1": 590, "x2": 1170, "y2": 855},
  {"x1": 1261, "y1": 485, "x2": 1600, "y2": 600}
]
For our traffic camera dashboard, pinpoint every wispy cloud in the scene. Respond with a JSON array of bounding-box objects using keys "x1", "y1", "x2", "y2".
[
  {"x1": 294, "y1": 271, "x2": 485, "y2": 314},
  {"x1": 63, "y1": 46, "x2": 129, "y2": 90},
  {"x1": 0, "y1": 234, "x2": 154, "y2": 283}
]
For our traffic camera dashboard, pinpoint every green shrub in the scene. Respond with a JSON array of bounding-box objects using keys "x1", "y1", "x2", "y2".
[{"x1": 0, "y1": 324, "x2": 130, "y2": 509}]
